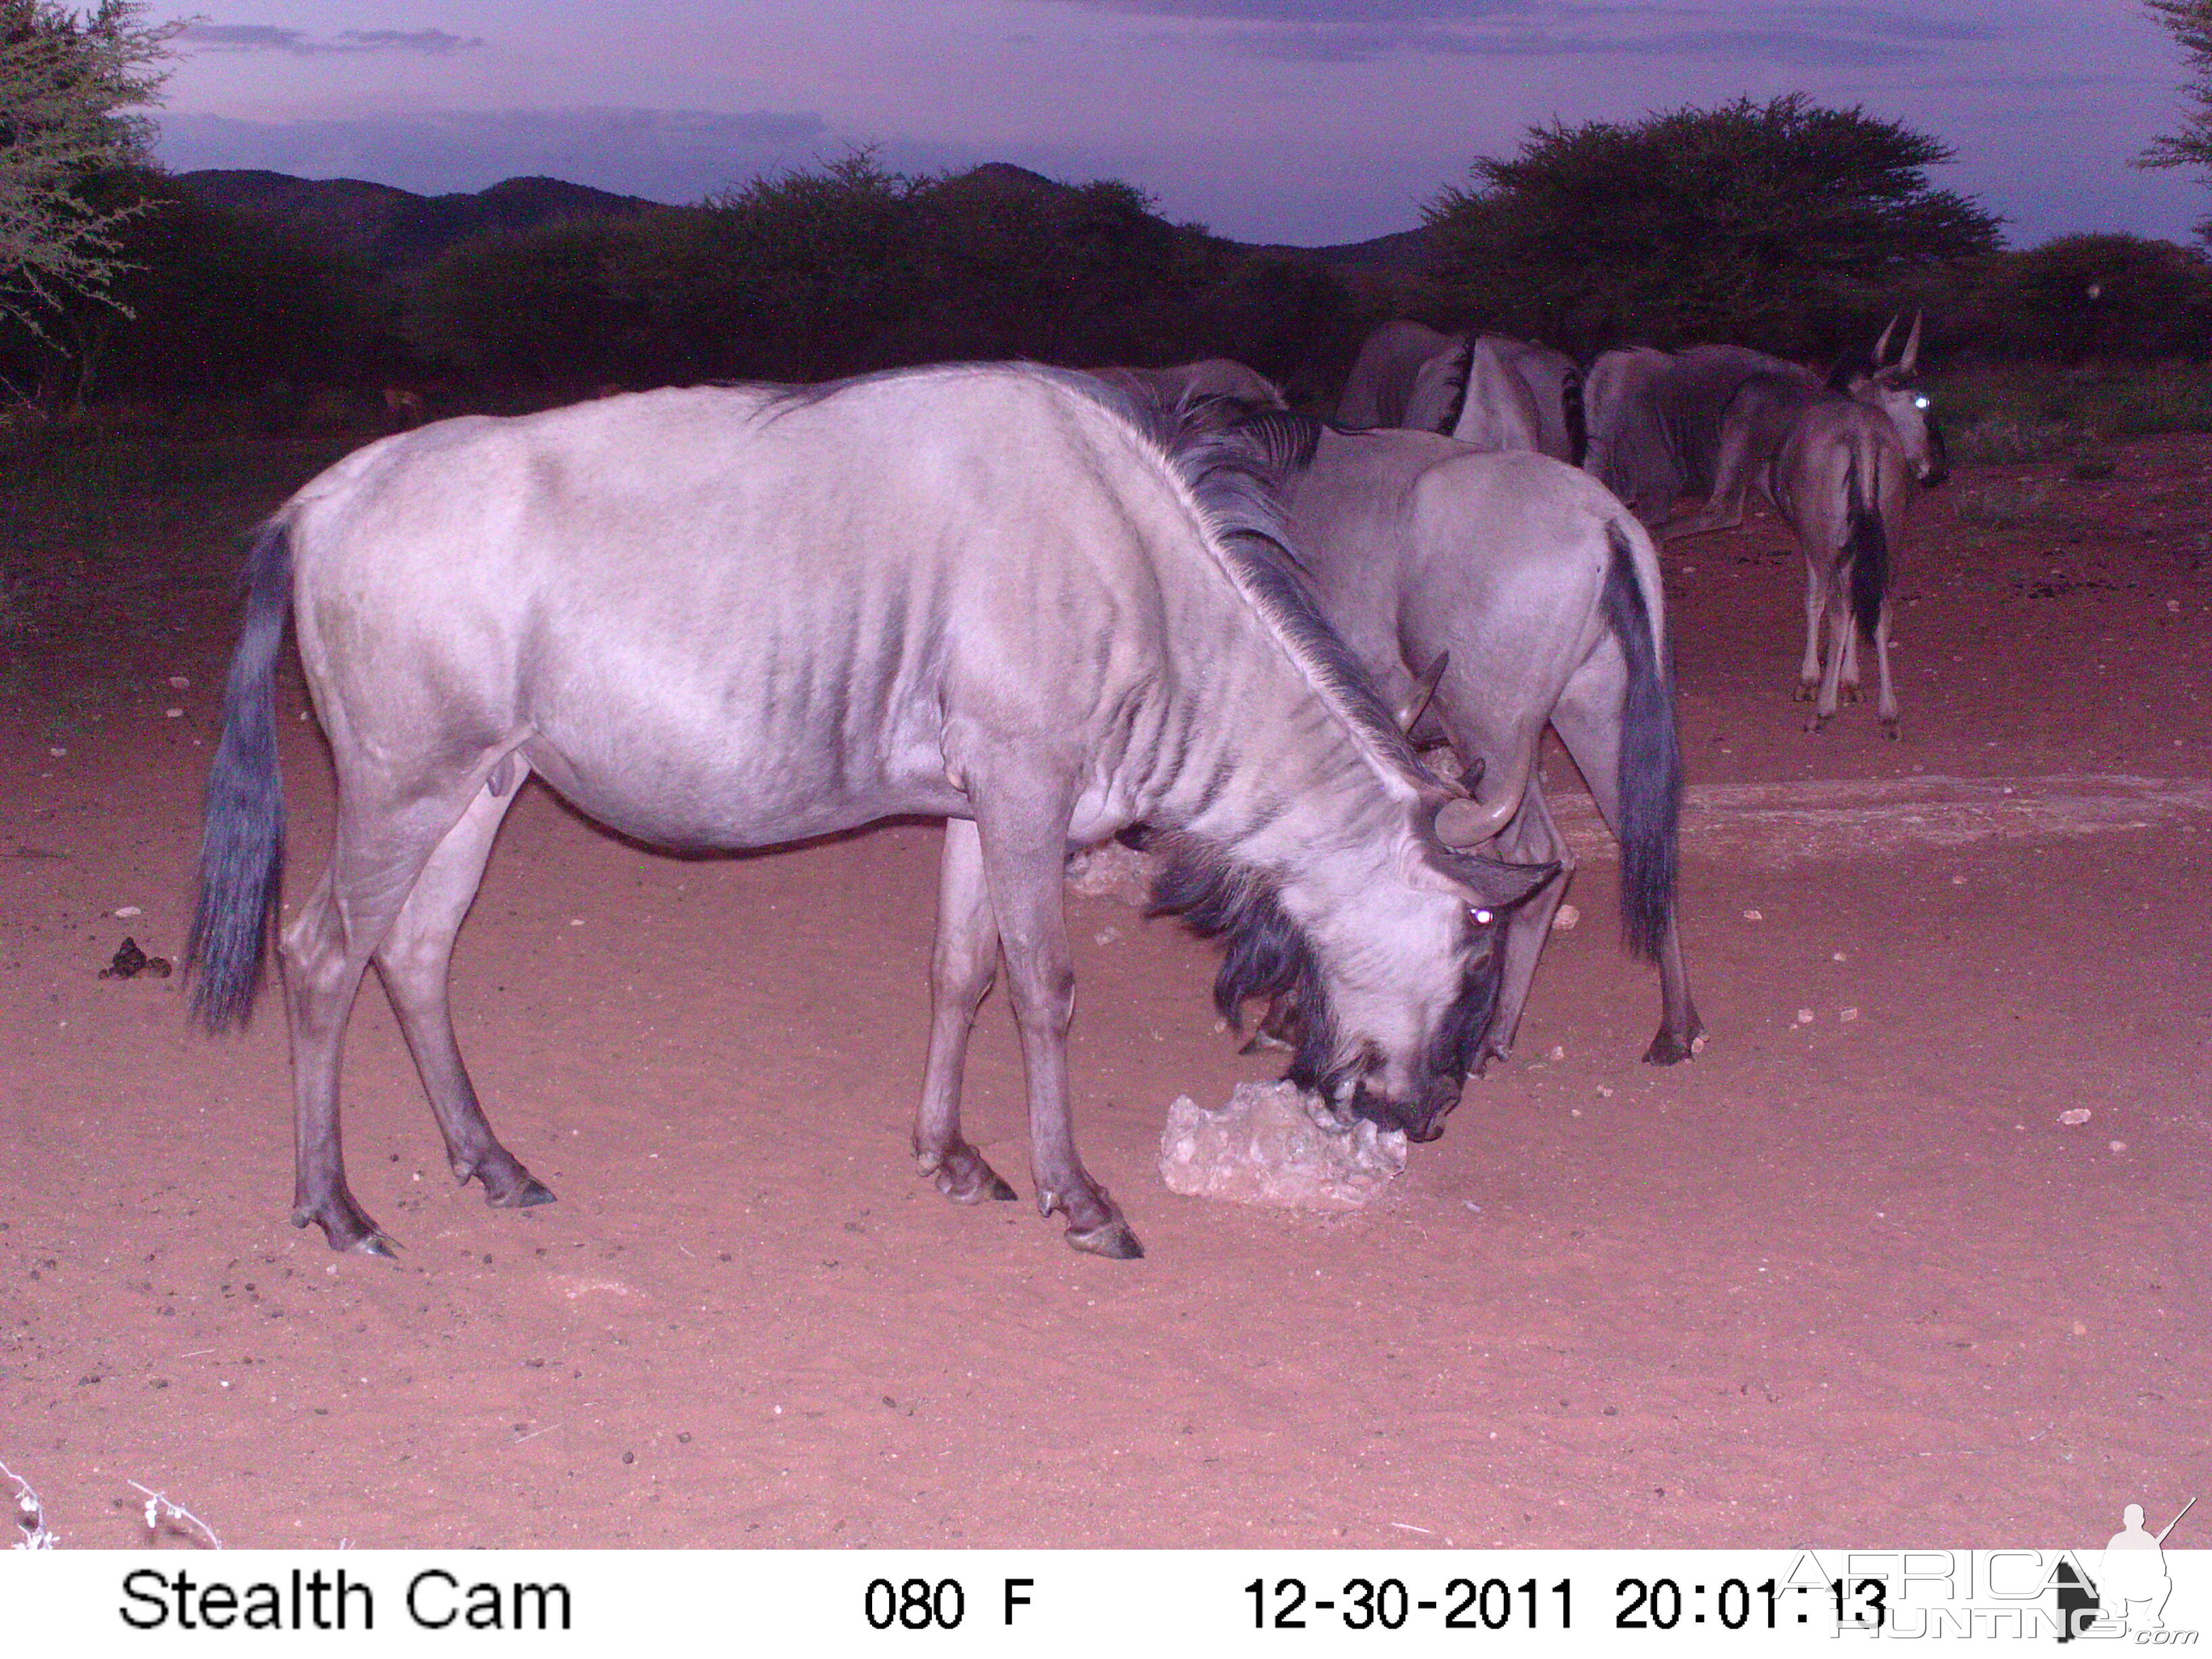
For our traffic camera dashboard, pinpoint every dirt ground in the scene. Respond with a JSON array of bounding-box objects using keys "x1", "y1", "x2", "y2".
[{"x1": 1, "y1": 428, "x2": 2207, "y2": 1551}]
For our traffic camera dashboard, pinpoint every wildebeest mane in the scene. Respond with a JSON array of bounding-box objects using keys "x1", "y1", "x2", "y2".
[
  {"x1": 1435, "y1": 335, "x2": 1473, "y2": 435},
  {"x1": 1145, "y1": 831, "x2": 1338, "y2": 1092},
  {"x1": 1076, "y1": 384, "x2": 1437, "y2": 793}
]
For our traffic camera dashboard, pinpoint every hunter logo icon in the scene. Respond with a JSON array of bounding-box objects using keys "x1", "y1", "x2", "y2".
[{"x1": 2057, "y1": 1496, "x2": 2196, "y2": 1641}]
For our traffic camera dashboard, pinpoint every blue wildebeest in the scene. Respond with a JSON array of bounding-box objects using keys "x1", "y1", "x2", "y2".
[
  {"x1": 1211, "y1": 409, "x2": 1701, "y2": 1067},
  {"x1": 1664, "y1": 317, "x2": 1948, "y2": 735},
  {"x1": 1584, "y1": 343, "x2": 1819, "y2": 525},
  {"x1": 186, "y1": 364, "x2": 1553, "y2": 1261},
  {"x1": 1086, "y1": 357, "x2": 1286, "y2": 413},
  {"x1": 1338, "y1": 321, "x2": 1584, "y2": 462}
]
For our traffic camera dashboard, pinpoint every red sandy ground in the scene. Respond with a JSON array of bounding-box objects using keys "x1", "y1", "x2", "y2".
[{"x1": 1, "y1": 430, "x2": 2206, "y2": 1550}]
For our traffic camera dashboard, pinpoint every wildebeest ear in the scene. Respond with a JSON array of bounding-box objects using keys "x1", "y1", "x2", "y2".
[
  {"x1": 1441, "y1": 853, "x2": 1559, "y2": 918},
  {"x1": 1825, "y1": 352, "x2": 1867, "y2": 392}
]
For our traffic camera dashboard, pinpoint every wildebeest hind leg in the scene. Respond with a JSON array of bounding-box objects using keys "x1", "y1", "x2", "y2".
[
  {"x1": 914, "y1": 818, "x2": 1018, "y2": 1206},
  {"x1": 1795, "y1": 560, "x2": 1827, "y2": 702},
  {"x1": 374, "y1": 764, "x2": 553, "y2": 1212},
  {"x1": 1553, "y1": 693, "x2": 1704, "y2": 1065},
  {"x1": 282, "y1": 794, "x2": 482, "y2": 1256}
]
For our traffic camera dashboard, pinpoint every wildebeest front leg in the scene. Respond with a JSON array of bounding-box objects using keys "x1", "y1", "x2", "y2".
[
  {"x1": 1473, "y1": 776, "x2": 1571, "y2": 1073},
  {"x1": 374, "y1": 769, "x2": 553, "y2": 1212},
  {"x1": 914, "y1": 818, "x2": 1019, "y2": 1205},
  {"x1": 968, "y1": 770, "x2": 1141, "y2": 1260}
]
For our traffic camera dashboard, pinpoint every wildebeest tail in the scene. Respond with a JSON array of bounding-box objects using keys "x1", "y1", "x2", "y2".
[
  {"x1": 1598, "y1": 521, "x2": 1680, "y2": 963},
  {"x1": 1561, "y1": 365, "x2": 1589, "y2": 467},
  {"x1": 186, "y1": 518, "x2": 293, "y2": 1032},
  {"x1": 1844, "y1": 447, "x2": 1888, "y2": 649}
]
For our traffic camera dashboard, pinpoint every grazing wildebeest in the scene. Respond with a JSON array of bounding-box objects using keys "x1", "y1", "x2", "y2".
[
  {"x1": 1215, "y1": 409, "x2": 1701, "y2": 1067},
  {"x1": 1086, "y1": 357, "x2": 1286, "y2": 413},
  {"x1": 186, "y1": 364, "x2": 1553, "y2": 1261},
  {"x1": 1664, "y1": 319, "x2": 1949, "y2": 735},
  {"x1": 1338, "y1": 321, "x2": 1584, "y2": 462}
]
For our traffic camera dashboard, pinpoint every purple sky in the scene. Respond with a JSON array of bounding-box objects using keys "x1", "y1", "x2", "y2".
[{"x1": 152, "y1": 1, "x2": 2204, "y2": 247}]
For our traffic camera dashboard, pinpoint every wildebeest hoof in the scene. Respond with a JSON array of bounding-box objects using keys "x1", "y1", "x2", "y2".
[
  {"x1": 1065, "y1": 1217, "x2": 1145, "y2": 1259},
  {"x1": 501, "y1": 1177, "x2": 558, "y2": 1209},
  {"x1": 1642, "y1": 1029, "x2": 1698, "y2": 1065},
  {"x1": 1841, "y1": 684, "x2": 1861, "y2": 705},
  {"x1": 294, "y1": 1198, "x2": 398, "y2": 1256},
  {"x1": 922, "y1": 1144, "x2": 1017, "y2": 1204},
  {"x1": 1881, "y1": 717, "x2": 1901, "y2": 741},
  {"x1": 1793, "y1": 683, "x2": 1816, "y2": 703},
  {"x1": 1806, "y1": 713, "x2": 1833, "y2": 734}
]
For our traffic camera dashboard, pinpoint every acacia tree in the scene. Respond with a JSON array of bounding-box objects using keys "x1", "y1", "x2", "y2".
[
  {"x1": 1423, "y1": 94, "x2": 2003, "y2": 357},
  {"x1": 2141, "y1": 0, "x2": 2212, "y2": 235},
  {"x1": 0, "y1": 0, "x2": 174, "y2": 335}
]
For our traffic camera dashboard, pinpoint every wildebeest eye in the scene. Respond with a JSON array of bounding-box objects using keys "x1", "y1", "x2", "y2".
[
  {"x1": 1470, "y1": 907, "x2": 1493, "y2": 924},
  {"x1": 1913, "y1": 394, "x2": 1931, "y2": 409}
]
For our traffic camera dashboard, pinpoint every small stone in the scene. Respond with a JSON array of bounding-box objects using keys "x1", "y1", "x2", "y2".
[
  {"x1": 1794, "y1": 1008, "x2": 1816, "y2": 1025},
  {"x1": 1595, "y1": 1086, "x2": 1613, "y2": 1099},
  {"x1": 1159, "y1": 1081, "x2": 1406, "y2": 1212},
  {"x1": 167, "y1": 675, "x2": 190, "y2": 689},
  {"x1": 165, "y1": 708, "x2": 183, "y2": 718},
  {"x1": 1093, "y1": 925, "x2": 1120, "y2": 945},
  {"x1": 114, "y1": 905, "x2": 142, "y2": 918},
  {"x1": 2058, "y1": 1109, "x2": 2092, "y2": 1126},
  {"x1": 2108, "y1": 1141, "x2": 2128, "y2": 1153},
  {"x1": 1830, "y1": 951, "x2": 1847, "y2": 962},
  {"x1": 1839, "y1": 1007, "x2": 1860, "y2": 1023},
  {"x1": 1743, "y1": 909, "x2": 1763, "y2": 922},
  {"x1": 2071, "y1": 1321, "x2": 2088, "y2": 1336},
  {"x1": 1551, "y1": 903, "x2": 1580, "y2": 932},
  {"x1": 47, "y1": 746, "x2": 64, "y2": 757},
  {"x1": 1547, "y1": 1045, "x2": 1565, "y2": 1062},
  {"x1": 1951, "y1": 875, "x2": 1966, "y2": 885}
]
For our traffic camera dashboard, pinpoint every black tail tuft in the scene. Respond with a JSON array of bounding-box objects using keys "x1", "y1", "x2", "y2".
[
  {"x1": 186, "y1": 519, "x2": 293, "y2": 1033},
  {"x1": 1561, "y1": 365, "x2": 1589, "y2": 467},
  {"x1": 1597, "y1": 523, "x2": 1681, "y2": 964},
  {"x1": 1843, "y1": 451, "x2": 1888, "y2": 649}
]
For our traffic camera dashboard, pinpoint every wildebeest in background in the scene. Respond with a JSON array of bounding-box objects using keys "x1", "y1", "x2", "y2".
[
  {"x1": 186, "y1": 364, "x2": 1553, "y2": 1261},
  {"x1": 1664, "y1": 318, "x2": 1949, "y2": 735},
  {"x1": 1216, "y1": 409, "x2": 1702, "y2": 1067},
  {"x1": 1583, "y1": 343, "x2": 1819, "y2": 525},
  {"x1": 1085, "y1": 357, "x2": 1286, "y2": 413},
  {"x1": 1338, "y1": 321, "x2": 1585, "y2": 463}
]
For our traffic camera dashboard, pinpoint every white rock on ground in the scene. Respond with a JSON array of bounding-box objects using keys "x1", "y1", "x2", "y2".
[
  {"x1": 1065, "y1": 840, "x2": 1161, "y2": 907},
  {"x1": 1160, "y1": 1080, "x2": 1407, "y2": 1212}
]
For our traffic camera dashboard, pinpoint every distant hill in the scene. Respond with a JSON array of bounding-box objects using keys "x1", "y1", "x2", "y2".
[
  {"x1": 176, "y1": 165, "x2": 1435, "y2": 284},
  {"x1": 177, "y1": 170, "x2": 660, "y2": 271}
]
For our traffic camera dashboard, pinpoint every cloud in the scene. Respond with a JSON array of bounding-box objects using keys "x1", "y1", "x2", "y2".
[
  {"x1": 178, "y1": 22, "x2": 484, "y2": 55},
  {"x1": 1040, "y1": 1, "x2": 1998, "y2": 64},
  {"x1": 155, "y1": 107, "x2": 834, "y2": 203}
]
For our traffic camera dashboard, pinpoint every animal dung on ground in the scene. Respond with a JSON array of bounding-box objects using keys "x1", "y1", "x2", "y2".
[
  {"x1": 1064, "y1": 840, "x2": 1160, "y2": 907},
  {"x1": 99, "y1": 938, "x2": 171, "y2": 980},
  {"x1": 1159, "y1": 1080, "x2": 1407, "y2": 1212}
]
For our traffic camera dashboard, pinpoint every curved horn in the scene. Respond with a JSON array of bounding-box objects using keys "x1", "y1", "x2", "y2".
[
  {"x1": 1899, "y1": 310, "x2": 1923, "y2": 375},
  {"x1": 1872, "y1": 313, "x2": 1899, "y2": 365},
  {"x1": 1431, "y1": 750, "x2": 1532, "y2": 847},
  {"x1": 1395, "y1": 650, "x2": 1450, "y2": 737}
]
